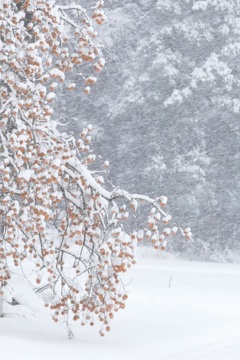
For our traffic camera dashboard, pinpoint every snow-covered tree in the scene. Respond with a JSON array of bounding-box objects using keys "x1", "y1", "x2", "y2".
[
  {"x1": 0, "y1": 0, "x2": 189, "y2": 335},
  {"x1": 61, "y1": 0, "x2": 240, "y2": 260}
]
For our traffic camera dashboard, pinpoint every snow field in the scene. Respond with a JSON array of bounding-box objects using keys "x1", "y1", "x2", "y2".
[{"x1": 1, "y1": 251, "x2": 240, "y2": 360}]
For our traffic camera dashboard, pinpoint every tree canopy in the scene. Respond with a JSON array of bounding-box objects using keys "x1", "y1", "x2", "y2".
[{"x1": 0, "y1": 0, "x2": 188, "y2": 336}]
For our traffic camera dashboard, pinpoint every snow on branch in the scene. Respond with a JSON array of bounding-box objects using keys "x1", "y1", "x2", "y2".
[{"x1": 0, "y1": 0, "x2": 190, "y2": 336}]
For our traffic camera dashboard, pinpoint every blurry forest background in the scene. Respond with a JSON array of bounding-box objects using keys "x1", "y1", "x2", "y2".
[{"x1": 56, "y1": 0, "x2": 240, "y2": 262}]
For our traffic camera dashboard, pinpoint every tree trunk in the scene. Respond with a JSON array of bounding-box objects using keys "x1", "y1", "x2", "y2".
[{"x1": 0, "y1": 289, "x2": 4, "y2": 317}]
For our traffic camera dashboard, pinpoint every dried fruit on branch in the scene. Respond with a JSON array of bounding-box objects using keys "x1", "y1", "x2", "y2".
[{"x1": 0, "y1": 0, "x2": 190, "y2": 337}]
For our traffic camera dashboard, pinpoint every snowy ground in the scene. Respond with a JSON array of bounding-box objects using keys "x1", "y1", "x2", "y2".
[{"x1": 1, "y1": 250, "x2": 240, "y2": 360}]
